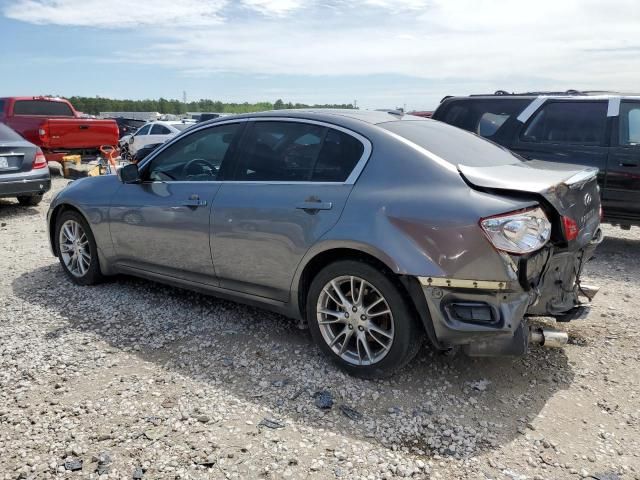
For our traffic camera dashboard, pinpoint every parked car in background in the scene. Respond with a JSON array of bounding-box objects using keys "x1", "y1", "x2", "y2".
[
  {"x1": 0, "y1": 123, "x2": 50, "y2": 206},
  {"x1": 432, "y1": 91, "x2": 640, "y2": 228},
  {"x1": 0, "y1": 96, "x2": 119, "y2": 163},
  {"x1": 48, "y1": 110, "x2": 602, "y2": 377},
  {"x1": 119, "y1": 121, "x2": 190, "y2": 157},
  {"x1": 107, "y1": 117, "x2": 147, "y2": 138}
]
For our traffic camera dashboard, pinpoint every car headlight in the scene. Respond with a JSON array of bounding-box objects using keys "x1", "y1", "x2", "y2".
[{"x1": 480, "y1": 207, "x2": 551, "y2": 254}]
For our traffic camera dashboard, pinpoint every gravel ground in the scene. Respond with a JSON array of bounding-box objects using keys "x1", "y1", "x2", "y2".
[{"x1": 1, "y1": 176, "x2": 639, "y2": 480}]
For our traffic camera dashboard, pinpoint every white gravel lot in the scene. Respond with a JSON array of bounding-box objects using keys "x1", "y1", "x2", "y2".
[{"x1": 1, "y1": 176, "x2": 639, "y2": 480}]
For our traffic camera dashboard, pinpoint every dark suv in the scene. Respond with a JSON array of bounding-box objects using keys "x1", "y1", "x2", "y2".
[{"x1": 432, "y1": 91, "x2": 640, "y2": 228}]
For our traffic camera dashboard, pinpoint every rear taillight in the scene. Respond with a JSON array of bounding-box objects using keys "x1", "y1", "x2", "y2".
[
  {"x1": 480, "y1": 207, "x2": 551, "y2": 254},
  {"x1": 561, "y1": 216, "x2": 579, "y2": 241},
  {"x1": 32, "y1": 149, "x2": 47, "y2": 169}
]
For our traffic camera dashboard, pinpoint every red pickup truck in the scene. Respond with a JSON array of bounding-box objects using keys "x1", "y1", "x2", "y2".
[{"x1": 0, "y1": 96, "x2": 119, "y2": 162}]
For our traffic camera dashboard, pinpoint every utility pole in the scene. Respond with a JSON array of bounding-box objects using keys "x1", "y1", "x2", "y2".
[
  {"x1": 183, "y1": 91, "x2": 187, "y2": 104},
  {"x1": 353, "y1": 99, "x2": 357, "y2": 109}
]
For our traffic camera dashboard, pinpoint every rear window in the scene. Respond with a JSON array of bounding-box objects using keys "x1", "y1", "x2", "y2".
[
  {"x1": 13, "y1": 100, "x2": 74, "y2": 117},
  {"x1": 434, "y1": 99, "x2": 529, "y2": 138},
  {"x1": 0, "y1": 123, "x2": 25, "y2": 141},
  {"x1": 381, "y1": 120, "x2": 522, "y2": 168},
  {"x1": 173, "y1": 124, "x2": 189, "y2": 131}
]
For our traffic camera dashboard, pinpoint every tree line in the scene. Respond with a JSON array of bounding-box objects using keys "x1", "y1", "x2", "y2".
[{"x1": 66, "y1": 96, "x2": 355, "y2": 115}]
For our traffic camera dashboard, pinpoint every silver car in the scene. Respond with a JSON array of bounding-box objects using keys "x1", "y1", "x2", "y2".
[
  {"x1": 0, "y1": 123, "x2": 51, "y2": 206},
  {"x1": 47, "y1": 110, "x2": 602, "y2": 377}
]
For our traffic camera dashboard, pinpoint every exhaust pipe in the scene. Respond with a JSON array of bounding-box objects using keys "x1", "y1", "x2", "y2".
[{"x1": 529, "y1": 327, "x2": 568, "y2": 348}]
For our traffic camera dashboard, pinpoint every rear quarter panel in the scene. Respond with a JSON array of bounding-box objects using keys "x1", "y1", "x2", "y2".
[{"x1": 296, "y1": 127, "x2": 538, "y2": 284}]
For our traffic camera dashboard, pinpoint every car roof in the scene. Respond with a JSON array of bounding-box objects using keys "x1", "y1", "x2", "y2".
[
  {"x1": 197, "y1": 109, "x2": 428, "y2": 128},
  {"x1": 442, "y1": 91, "x2": 640, "y2": 103}
]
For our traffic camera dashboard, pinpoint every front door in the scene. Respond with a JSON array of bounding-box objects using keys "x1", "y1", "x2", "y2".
[
  {"x1": 212, "y1": 120, "x2": 368, "y2": 301},
  {"x1": 605, "y1": 100, "x2": 640, "y2": 221},
  {"x1": 109, "y1": 122, "x2": 243, "y2": 284}
]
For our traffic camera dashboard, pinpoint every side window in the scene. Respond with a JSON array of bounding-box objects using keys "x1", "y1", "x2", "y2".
[
  {"x1": 234, "y1": 122, "x2": 325, "y2": 181},
  {"x1": 477, "y1": 112, "x2": 510, "y2": 137},
  {"x1": 135, "y1": 124, "x2": 151, "y2": 136},
  {"x1": 151, "y1": 124, "x2": 172, "y2": 135},
  {"x1": 521, "y1": 102, "x2": 607, "y2": 145},
  {"x1": 619, "y1": 102, "x2": 640, "y2": 146},
  {"x1": 145, "y1": 123, "x2": 240, "y2": 182},
  {"x1": 311, "y1": 129, "x2": 365, "y2": 182}
]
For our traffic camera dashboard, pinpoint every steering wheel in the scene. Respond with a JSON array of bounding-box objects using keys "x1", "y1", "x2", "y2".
[{"x1": 182, "y1": 158, "x2": 216, "y2": 177}]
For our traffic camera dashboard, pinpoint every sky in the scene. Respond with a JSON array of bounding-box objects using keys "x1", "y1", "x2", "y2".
[{"x1": 1, "y1": 0, "x2": 640, "y2": 111}]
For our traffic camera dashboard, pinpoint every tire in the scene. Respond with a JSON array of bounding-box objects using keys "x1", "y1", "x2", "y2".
[
  {"x1": 306, "y1": 260, "x2": 423, "y2": 378},
  {"x1": 17, "y1": 195, "x2": 42, "y2": 206},
  {"x1": 55, "y1": 210, "x2": 104, "y2": 285}
]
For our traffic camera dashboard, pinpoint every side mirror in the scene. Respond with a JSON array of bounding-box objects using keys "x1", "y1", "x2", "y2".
[{"x1": 118, "y1": 163, "x2": 141, "y2": 184}]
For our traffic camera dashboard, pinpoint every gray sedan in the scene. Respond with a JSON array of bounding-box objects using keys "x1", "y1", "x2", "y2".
[
  {"x1": 0, "y1": 123, "x2": 51, "y2": 205},
  {"x1": 46, "y1": 110, "x2": 602, "y2": 377}
]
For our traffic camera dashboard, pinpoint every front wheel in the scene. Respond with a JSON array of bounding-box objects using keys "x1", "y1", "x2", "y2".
[
  {"x1": 55, "y1": 210, "x2": 103, "y2": 285},
  {"x1": 306, "y1": 260, "x2": 423, "y2": 378}
]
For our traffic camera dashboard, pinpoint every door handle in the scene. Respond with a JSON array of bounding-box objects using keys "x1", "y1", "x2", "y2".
[
  {"x1": 296, "y1": 201, "x2": 333, "y2": 211},
  {"x1": 181, "y1": 195, "x2": 207, "y2": 207}
]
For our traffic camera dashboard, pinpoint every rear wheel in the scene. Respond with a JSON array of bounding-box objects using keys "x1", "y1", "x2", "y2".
[
  {"x1": 17, "y1": 195, "x2": 42, "y2": 206},
  {"x1": 55, "y1": 210, "x2": 103, "y2": 285},
  {"x1": 307, "y1": 260, "x2": 423, "y2": 378}
]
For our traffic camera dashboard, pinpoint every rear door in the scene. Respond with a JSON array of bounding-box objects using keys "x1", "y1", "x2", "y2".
[
  {"x1": 604, "y1": 99, "x2": 640, "y2": 220},
  {"x1": 510, "y1": 100, "x2": 610, "y2": 186},
  {"x1": 211, "y1": 119, "x2": 369, "y2": 301}
]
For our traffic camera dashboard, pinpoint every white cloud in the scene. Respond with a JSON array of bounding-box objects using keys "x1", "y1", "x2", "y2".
[
  {"x1": 4, "y1": 0, "x2": 640, "y2": 106},
  {"x1": 3, "y1": 0, "x2": 229, "y2": 27},
  {"x1": 241, "y1": 0, "x2": 305, "y2": 16}
]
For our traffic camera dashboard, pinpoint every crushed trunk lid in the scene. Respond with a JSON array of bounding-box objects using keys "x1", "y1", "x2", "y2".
[{"x1": 458, "y1": 160, "x2": 601, "y2": 247}]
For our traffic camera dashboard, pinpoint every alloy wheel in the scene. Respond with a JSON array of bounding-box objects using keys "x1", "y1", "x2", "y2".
[
  {"x1": 316, "y1": 275, "x2": 395, "y2": 366},
  {"x1": 58, "y1": 219, "x2": 91, "y2": 278}
]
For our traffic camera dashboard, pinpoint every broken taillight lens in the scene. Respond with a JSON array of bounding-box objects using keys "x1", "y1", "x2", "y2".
[{"x1": 561, "y1": 216, "x2": 579, "y2": 241}]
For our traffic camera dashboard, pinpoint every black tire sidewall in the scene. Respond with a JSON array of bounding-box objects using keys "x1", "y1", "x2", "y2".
[
  {"x1": 17, "y1": 195, "x2": 42, "y2": 206},
  {"x1": 55, "y1": 210, "x2": 103, "y2": 285},
  {"x1": 306, "y1": 260, "x2": 422, "y2": 378}
]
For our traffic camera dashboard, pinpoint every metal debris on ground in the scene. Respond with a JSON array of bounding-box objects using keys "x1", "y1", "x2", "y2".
[
  {"x1": 64, "y1": 459, "x2": 83, "y2": 471},
  {"x1": 313, "y1": 390, "x2": 334, "y2": 410},
  {"x1": 339, "y1": 404, "x2": 363, "y2": 421},
  {"x1": 258, "y1": 417, "x2": 286, "y2": 429}
]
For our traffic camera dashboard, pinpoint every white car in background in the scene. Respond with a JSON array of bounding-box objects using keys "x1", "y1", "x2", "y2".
[{"x1": 120, "y1": 121, "x2": 190, "y2": 156}]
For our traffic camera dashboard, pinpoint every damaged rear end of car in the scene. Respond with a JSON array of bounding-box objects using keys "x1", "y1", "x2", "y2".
[
  {"x1": 455, "y1": 160, "x2": 603, "y2": 355},
  {"x1": 379, "y1": 119, "x2": 603, "y2": 357}
]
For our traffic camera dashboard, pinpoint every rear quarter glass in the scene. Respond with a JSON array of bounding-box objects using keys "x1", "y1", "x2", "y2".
[
  {"x1": 433, "y1": 98, "x2": 530, "y2": 137},
  {"x1": 380, "y1": 120, "x2": 522, "y2": 168}
]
